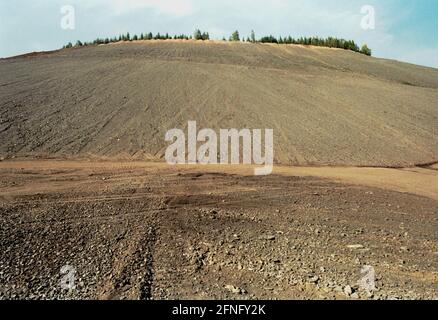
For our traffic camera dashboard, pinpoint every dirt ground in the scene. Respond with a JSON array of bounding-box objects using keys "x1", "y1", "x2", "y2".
[
  {"x1": 1, "y1": 40, "x2": 438, "y2": 167},
  {"x1": 1, "y1": 40, "x2": 437, "y2": 301},
  {"x1": 1, "y1": 159, "x2": 437, "y2": 300}
]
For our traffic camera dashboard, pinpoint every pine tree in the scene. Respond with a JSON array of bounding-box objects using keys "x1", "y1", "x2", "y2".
[
  {"x1": 260, "y1": 35, "x2": 277, "y2": 43},
  {"x1": 230, "y1": 30, "x2": 240, "y2": 41},
  {"x1": 194, "y1": 29, "x2": 202, "y2": 40},
  {"x1": 360, "y1": 44, "x2": 372, "y2": 56},
  {"x1": 250, "y1": 30, "x2": 256, "y2": 43},
  {"x1": 202, "y1": 32, "x2": 210, "y2": 40}
]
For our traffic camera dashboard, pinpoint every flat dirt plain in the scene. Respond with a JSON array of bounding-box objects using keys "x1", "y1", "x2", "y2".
[
  {"x1": 0, "y1": 159, "x2": 437, "y2": 300},
  {"x1": 0, "y1": 41, "x2": 437, "y2": 300}
]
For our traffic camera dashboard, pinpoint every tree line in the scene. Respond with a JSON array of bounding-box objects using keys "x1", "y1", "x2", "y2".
[
  {"x1": 257, "y1": 35, "x2": 371, "y2": 56},
  {"x1": 64, "y1": 29, "x2": 371, "y2": 56},
  {"x1": 64, "y1": 31, "x2": 194, "y2": 48}
]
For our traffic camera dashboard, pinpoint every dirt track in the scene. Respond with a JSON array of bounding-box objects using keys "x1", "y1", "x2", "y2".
[
  {"x1": 1, "y1": 160, "x2": 437, "y2": 300},
  {"x1": 1, "y1": 40, "x2": 438, "y2": 166}
]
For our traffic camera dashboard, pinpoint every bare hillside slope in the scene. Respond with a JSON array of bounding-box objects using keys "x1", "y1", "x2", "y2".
[{"x1": 1, "y1": 40, "x2": 437, "y2": 166}]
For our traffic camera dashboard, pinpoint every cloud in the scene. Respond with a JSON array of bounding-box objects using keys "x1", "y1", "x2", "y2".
[{"x1": 106, "y1": 0, "x2": 195, "y2": 16}]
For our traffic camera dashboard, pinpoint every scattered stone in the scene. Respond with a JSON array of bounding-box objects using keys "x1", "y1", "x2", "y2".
[
  {"x1": 344, "y1": 285, "x2": 353, "y2": 296},
  {"x1": 334, "y1": 286, "x2": 343, "y2": 293},
  {"x1": 347, "y1": 244, "x2": 364, "y2": 250},
  {"x1": 260, "y1": 235, "x2": 276, "y2": 241},
  {"x1": 366, "y1": 292, "x2": 374, "y2": 299},
  {"x1": 308, "y1": 276, "x2": 319, "y2": 284},
  {"x1": 225, "y1": 285, "x2": 245, "y2": 295}
]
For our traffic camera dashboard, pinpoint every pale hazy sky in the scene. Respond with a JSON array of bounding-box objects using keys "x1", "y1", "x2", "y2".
[{"x1": 1, "y1": 0, "x2": 437, "y2": 68}]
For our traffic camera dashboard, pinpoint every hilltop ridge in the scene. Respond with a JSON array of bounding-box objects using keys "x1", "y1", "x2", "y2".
[{"x1": 1, "y1": 40, "x2": 437, "y2": 166}]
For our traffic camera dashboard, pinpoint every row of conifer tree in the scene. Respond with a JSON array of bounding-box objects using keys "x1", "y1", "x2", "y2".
[{"x1": 64, "y1": 29, "x2": 371, "y2": 56}]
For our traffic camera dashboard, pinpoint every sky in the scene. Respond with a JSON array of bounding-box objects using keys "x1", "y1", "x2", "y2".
[{"x1": 0, "y1": 0, "x2": 437, "y2": 68}]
